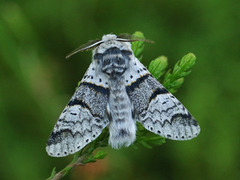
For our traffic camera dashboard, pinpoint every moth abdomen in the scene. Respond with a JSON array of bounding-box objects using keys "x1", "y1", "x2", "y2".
[{"x1": 108, "y1": 77, "x2": 136, "y2": 149}]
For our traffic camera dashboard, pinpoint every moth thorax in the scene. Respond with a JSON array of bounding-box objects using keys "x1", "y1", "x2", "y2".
[{"x1": 101, "y1": 47, "x2": 130, "y2": 77}]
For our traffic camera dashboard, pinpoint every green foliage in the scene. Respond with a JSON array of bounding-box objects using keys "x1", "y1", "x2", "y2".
[
  {"x1": 131, "y1": 31, "x2": 145, "y2": 60},
  {"x1": 135, "y1": 122, "x2": 165, "y2": 149},
  {"x1": 48, "y1": 167, "x2": 56, "y2": 180},
  {"x1": 162, "y1": 53, "x2": 196, "y2": 93},
  {"x1": 148, "y1": 56, "x2": 168, "y2": 80},
  {"x1": 47, "y1": 31, "x2": 197, "y2": 179}
]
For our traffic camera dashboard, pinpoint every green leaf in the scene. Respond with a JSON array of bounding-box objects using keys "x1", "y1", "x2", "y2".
[
  {"x1": 135, "y1": 123, "x2": 165, "y2": 149},
  {"x1": 138, "y1": 140, "x2": 153, "y2": 149},
  {"x1": 148, "y1": 56, "x2": 168, "y2": 79},
  {"x1": 82, "y1": 150, "x2": 106, "y2": 164},
  {"x1": 162, "y1": 52, "x2": 196, "y2": 93},
  {"x1": 83, "y1": 156, "x2": 97, "y2": 164},
  {"x1": 93, "y1": 150, "x2": 107, "y2": 159},
  {"x1": 94, "y1": 129, "x2": 109, "y2": 147},
  {"x1": 47, "y1": 167, "x2": 56, "y2": 180},
  {"x1": 146, "y1": 136, "x2": 166, "y2": 146},
  {"x1": 131, "y1": 31, "x2": 145, "y2": 60}
]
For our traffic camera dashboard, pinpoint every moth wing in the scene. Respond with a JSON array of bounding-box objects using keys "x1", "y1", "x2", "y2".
[
  {"x1": 46, "y1": 62, "x2": 110, "y2": 157},
  {"x1": 126, "y1": 57, "x2": 200, "y2": 140}
]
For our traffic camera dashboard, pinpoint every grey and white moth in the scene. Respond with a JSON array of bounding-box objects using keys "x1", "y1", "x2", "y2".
[{"x1": 46, "y1": 34, "x2": 200, "y2": 157}]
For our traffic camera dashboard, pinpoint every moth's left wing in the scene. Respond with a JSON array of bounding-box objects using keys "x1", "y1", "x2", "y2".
[
  {"x1": 46, "y1": 62, "x2": 110, "y2": 157},
  {"x1": 126, "y1": 57, "x2": 200, "y2": 140}
]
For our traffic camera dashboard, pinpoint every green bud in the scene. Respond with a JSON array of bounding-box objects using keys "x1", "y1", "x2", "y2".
[
  {"x1": 163, "y1": 53, "x2": 196, "y2": 93},
  {"x1": 148, "y1": 56, "x2": 168, "y2": 79},
  {"x1": 180, "y1": 53, "x2": 196, "y2": 68}
]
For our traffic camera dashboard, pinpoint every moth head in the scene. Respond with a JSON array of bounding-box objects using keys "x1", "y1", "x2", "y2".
[
  {"x1": 66, "y1": 33, "x2": 153, "y2": 59},
  {"x1": 102, "y1": 34, "x2": 117, "y2": 41}
]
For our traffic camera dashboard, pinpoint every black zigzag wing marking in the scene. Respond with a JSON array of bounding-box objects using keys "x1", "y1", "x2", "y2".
[
  {"x1": 126, "y1": 74, "x2": 168, "y2": 115},
  {"x1": 46, "y1": 79, "x2": 110, "y2": 157},
  {"x1": 127, "y1": 74, "x2": 200, "y2": 141}
]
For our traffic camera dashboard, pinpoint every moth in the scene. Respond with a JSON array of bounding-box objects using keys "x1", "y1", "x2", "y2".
[{"x1": 46, "y1": 34, "x2": 200, "y2": 157}]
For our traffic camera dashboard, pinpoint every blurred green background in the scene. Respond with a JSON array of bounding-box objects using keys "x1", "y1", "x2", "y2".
[{"x1": 0, "y1": 0, "x2": 239, "y2": 179}]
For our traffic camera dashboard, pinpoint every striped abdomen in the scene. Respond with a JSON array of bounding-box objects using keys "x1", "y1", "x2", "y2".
[{"x1": 108, "y1": 77, "x2": 136, "y2": 149}]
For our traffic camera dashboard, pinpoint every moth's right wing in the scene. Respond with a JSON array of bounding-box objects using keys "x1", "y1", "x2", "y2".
[
  {"x1": 46, "y1": 62, "x2": 110, "y2": 157},
  {"x1": 126, "y1": 57, "x2": 200, "y2": 140}
]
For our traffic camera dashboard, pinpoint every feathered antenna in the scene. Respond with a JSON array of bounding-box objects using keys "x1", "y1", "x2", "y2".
[
  {"x1": 66, "y1": 33, "x2": 154, "y2": 59},
  {"x1": 65, "y1": 39, "x2": 102, "y2": 59},
  {"x1": 117, "y1": 33, "x2": 154, "y2": 43}
]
